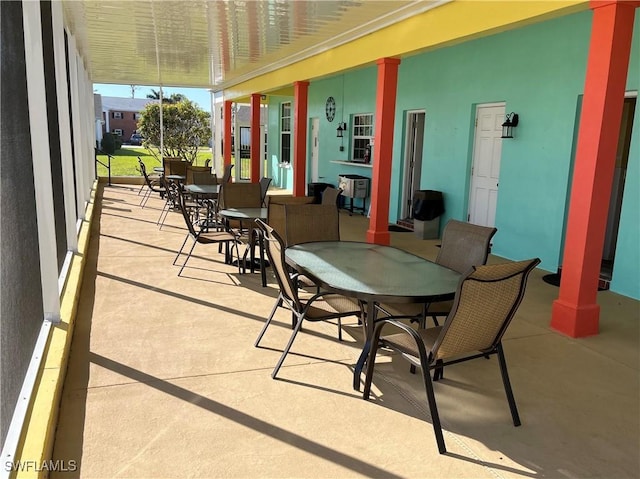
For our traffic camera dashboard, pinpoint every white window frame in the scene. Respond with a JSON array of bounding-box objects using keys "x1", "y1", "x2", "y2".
[
  {"x1": 280, "y1": 102, "x2": 291, "y2": 164},
  {"x1": 113, "y1": 111, "x2": 122, "y2": 119},
  {"x1": 351, "y1": 113, "x2": 374, "y2": 162},
  {"x1": 113, "y1": 128, "x2": 123, "y2": 136}
]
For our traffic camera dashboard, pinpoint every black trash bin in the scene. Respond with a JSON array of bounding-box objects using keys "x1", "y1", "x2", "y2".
[
  {"x1": 412, "y1": 190, "x2": 444, "y2": 239},
  {"x1": 307, "y1": 182, "x2": 332, "y2": 204}
]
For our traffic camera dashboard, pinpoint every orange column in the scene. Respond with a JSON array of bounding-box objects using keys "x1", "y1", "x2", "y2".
[
  {"x1": 223, "y1": 100, "x2": 232, "y2": 168},
  {"x1": 293, "y1": 81, "x2": 309, "y2": 196},
  {"x1": 551, "y1": 0, "x2": 639, "y2": 337},
  {"x1": 366, "y1": 58, "x2": 401, "y2": 245},
  {"x1": 251, "y1": 93, "x2": 261, "y2": 183}
]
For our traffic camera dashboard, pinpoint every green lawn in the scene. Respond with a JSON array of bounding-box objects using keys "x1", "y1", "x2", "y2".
[{"x1": 96, "y1": 147, "x2": 214, "y2": 177}]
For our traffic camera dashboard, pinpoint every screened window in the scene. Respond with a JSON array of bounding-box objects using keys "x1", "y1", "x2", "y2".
[
  {"x1": 352, "y1": 113, "x2": 374, "y2": 162},
  {"x1": 113, "y1": 111, "x2": 122, "y2": 119},
  {"x1": 280, "y1": 102, "x2": 291, "y2": 163}
]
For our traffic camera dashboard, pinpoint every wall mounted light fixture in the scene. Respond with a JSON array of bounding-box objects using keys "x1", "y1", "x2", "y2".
[
  {"x1": 501, "y1": 112, "x2": 519, "y2": 138},
  {"x1": 336, "y1": 122, "x2": 347, "y2": 152}
]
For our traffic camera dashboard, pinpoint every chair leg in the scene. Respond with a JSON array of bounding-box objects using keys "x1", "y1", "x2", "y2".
[
  {"x1": 173, "y1": 234, "x2": 190, "y2": 265},
  {"x1": 496, "y1": 343, "x2": 521, "y2": 427},
  {"x1": 254, "y1": 295, "x2": 283, "y2": 347},
  {"x1": 178, "y1": 238, "x2": 198, "y2": 276},
  {"x1": 422, "y1": 365, "x2": 447, "y2": 454},
  {"x1": 229, "y1": 241, "x2": 243, "y2": 275},
  {"x1": 158, "y1": 204, "x2": 171, "y2": 230},
  {"x1": 363, "y1": 323, "x2": 385, "y2": 400},
  {"x1": 272, "y1": 312, "x2": 305, "y2": 379},
  {"x1": 140, "y1": 188, "x2": 151, "y2": 208},
  {"x1": 337, "y1": 318, "x2": 342, "y2": 341},
  {"x1": 157, "y1": 201, "x2": 169, "y2": 225},
  {"x1": 433, "y1": 359, "x2": 444, "y2": 381}
]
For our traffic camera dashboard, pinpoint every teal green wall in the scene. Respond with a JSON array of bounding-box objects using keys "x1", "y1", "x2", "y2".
[
  {"x1": 307, "y1": 67, "x2": 377, "y2": 188},
  {"x1": 396, "y1": 12, "x2": 594, "y2": 274},
  {"x1": 266, "y1": 11, "x2": 640, "y2": 299},
  {"x1": 612, "y1": 18, "x2": 640, "y2": 298}
]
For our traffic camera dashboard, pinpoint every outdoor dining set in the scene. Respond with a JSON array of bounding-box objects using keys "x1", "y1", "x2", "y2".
[{"x1": 136, "y1": 157, "x2": 540, "y2": 455}]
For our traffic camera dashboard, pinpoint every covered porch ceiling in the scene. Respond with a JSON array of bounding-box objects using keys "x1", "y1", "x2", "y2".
[{"x1": 62, "y1": 0, "x2": 587, "y2": 101}]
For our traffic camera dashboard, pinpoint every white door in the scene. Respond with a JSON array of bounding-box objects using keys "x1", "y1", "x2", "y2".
[
  {"x1": 260, "y1": 125, "x2": 267, "y2": 178},
  {"x1": 310, "y1": 118, "x2": 320, "y2": 182},
  {"x1": 401, "y1": 111, "x2": 425, "y2": 220},
  {"x1": 469, "y1": 103, "x2": 505, "y2": 227}
]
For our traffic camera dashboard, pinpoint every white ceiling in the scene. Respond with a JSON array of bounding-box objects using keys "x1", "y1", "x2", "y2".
[{"x1": 63, "y1": 0, "x2": 440, "y2": 92}]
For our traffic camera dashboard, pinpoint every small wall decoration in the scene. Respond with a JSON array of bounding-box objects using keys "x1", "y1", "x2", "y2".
[{"x1": 325, "y1": 96, "x2": 336, "y2": 122}]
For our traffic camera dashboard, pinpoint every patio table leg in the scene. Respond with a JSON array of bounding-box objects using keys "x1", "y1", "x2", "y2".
[{"x1": 354, "y1": 300, "x2": 376, "y2": 390}]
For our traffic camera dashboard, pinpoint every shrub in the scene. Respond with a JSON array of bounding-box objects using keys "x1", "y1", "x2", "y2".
[{"x1": 101, "y1": 133, "x2": 117, "y2": 154}]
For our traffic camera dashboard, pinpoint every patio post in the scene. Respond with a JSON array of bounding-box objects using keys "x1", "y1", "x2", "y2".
[
  {"x1": 251, "y1": 93, "x2": 261, "y2": 183},
  {"x1": 366, "y1": 57, "x2": 401, "y2": 245},
  {"x1": 223, "y1": 100, "x2": 232, "y2": 168},
  {"x1": 293, "y1": 81, "x2": 309, "y2": 196},
  {"x1": 551, "y1": 0, "x2": 639, "y2": 337}
]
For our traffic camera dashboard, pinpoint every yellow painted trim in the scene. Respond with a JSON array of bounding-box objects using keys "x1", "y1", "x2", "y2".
[
  {"x1": 12, "y1": 182, "x2": 98, "y2": 479},
  {"x1": 227, "y1": 0, "x2": 588, "y2": 100}
]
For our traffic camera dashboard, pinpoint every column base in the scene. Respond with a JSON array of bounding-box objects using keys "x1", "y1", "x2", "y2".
[
  {"x1": 551, "y1": 299, "x2": 600, "y2": 338},
  {"x1": 366, "y1": 229, "x2": 390, "y2": 245}
]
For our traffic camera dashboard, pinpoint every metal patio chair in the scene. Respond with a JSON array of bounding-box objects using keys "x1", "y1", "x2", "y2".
[
  {"x1": 363, "y1": 258, "x2": 540, "y2": 454},
  {"x1": 138, "y1": 158, "x2": 165, "y2": 208},
  {"x1": 173, "y1": 188, "x2": 241, "y2": 276},
  {"x1": 254, "y1": 219, "x2": 361, "y2": 379},
  {"x1": 379, "y1": 219, "x2": 497, "y2": 327}
]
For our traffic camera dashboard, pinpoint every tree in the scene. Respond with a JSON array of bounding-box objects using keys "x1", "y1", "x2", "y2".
[
  {"x1": 146, "y1": 89, "x2": 187, "y2": 104},
  {"x1": 137, "y1": 99, "x2": 211, "y2": 163}
]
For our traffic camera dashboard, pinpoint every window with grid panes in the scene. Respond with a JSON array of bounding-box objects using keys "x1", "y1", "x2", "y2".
[
  {"x1": 352, "y1": 113, "x2": 374, "y2": 162},
  {"x1": 280, "y1": 102, "x2": 291, "y2": 163}
]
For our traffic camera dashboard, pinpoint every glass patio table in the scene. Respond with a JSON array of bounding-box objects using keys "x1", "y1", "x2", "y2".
[
  {"x1": 219, "y1": 208, "x2": 268, "y2": 284},
  {"x1": 285, "y1": 241, "x2": 461, "y2": 390},
  {"x1": 186, "y1": 184, "x2": 221, "y2": 229}
]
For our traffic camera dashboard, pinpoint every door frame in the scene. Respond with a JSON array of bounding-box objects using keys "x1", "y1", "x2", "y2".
[
  {"x1": 310, "y1": 117, "x2": 320, "y2": 182},
  {"x1": 468, "y1": 102, "x2": 505, "y2": 226},
  {"x1": 401, "y1": 110, "x2": 426, "y2": 220}
]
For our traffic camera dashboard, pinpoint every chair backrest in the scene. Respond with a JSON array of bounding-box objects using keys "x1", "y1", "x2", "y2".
[
  {"x1": 221, "y1": 164, "x2": 234, "y2": 183},
  {"x1": 160, "y1": 176, "x2": 182, "y2": 217},
  {"x1": 436, "y1": 219, "x2": 497, "y2": 273},
  {"x1": 191, "y1": 171, "x2": 218, "y2": 185},
  {"x1": 172, "y1": 160, "x2": 188, "y2": 178},
  {"x1": 163, "y1": 158, "x2": 188, "y2": 177},
  {"x1": 176, "y1": 189, "x2": 198, "y2": 238},
  {"x1": 138, "y1": 157, "x2": 163, "y2": 191},
  {"x1": 266, "y1": 196, "x2": 315, "y2": 239},
  {"x1": 321, "y1": 187, "x2": 342, "y2": 207},
  {"x1": 186, "y1": 165, "x2": 212, "y2": 184},
  {"x1": 259, "y1": 177, "x2": 272, "y2": 206},
  {"x1": 432, "y1": 258, "x2": 540, "y2": 361},
  {"x1": 138, "y1": 157, "x2": 150, "y2": 180},
  {"x1": 220, "y1": 182, "x2": 262, "y2": 209},
  {"x1": 283, "y1": 204, "x2": 340, "y2": 246},
  {"x1": 255, "y1": 219, "x2": 301, "y2": 308}
]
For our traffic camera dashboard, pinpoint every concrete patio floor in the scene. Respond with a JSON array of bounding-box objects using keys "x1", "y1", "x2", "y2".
[{"x1": 51, "y1": 183, "x2": 639, "y2": 478}]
